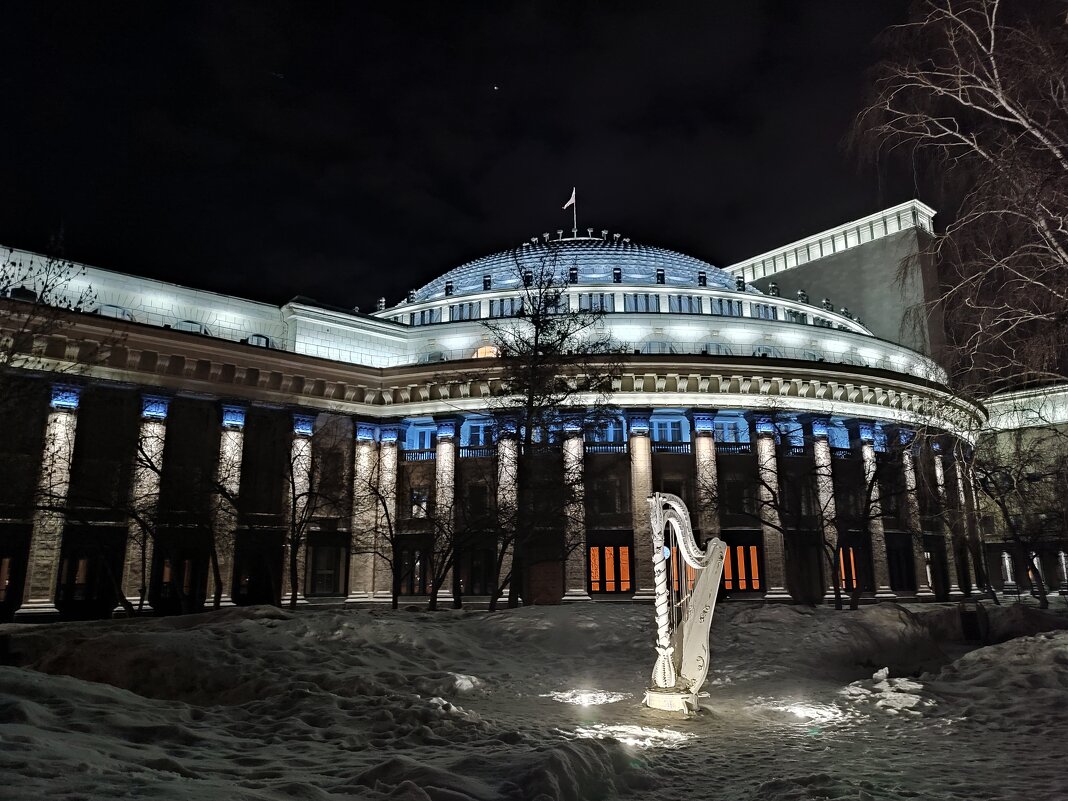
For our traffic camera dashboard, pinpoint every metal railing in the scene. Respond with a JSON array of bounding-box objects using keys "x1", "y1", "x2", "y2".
[
  {"x1": 401, "y1": 449, "x2": 437, "y2": 462},
  {"x1": 652, "y1": 442, "x2": 692, "y2": 454},
  {"x1": 716, "y1": 442, "x2": 753, "y2": 455},
  {"x1": 831, "y1": 447, "x2": 855, "y2": 460},
  {"x1": 781, "y1": 445, "x2": 809, "y2": 457},
  {"x1": 458, "y1": 446, "x2": 495, "y2": 458},
  {"x1": 585, "y1": 443, "x2": 627, "y2": 454}
]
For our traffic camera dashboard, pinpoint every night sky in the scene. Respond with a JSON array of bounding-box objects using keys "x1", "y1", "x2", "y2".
[{"x1": 3, "y1": 1, "x2": 914, "y2": 310}]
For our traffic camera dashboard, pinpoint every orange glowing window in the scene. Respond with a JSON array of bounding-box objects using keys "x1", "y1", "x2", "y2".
[
  {"x1": 473, "y1": 345, "x2": 499, "y2": 358},
  {"x1": 605, "y1": 547, "x2": 616, "y2": 592},
  {"x1": 737, "y1": 546, "x2": 747, "y2": 590},
  {"x1": 590, "y1": 547, "x2": 601, "y2": 592},
  {"x1": 749, "y1": 546, "x2": 760, "y2": 590},
  {"x1": 723, "y1": 551, "x2": 733, "y2": 590},
  {"x1": 839, "y1": 547, "x2": 858, "y2": 590},
  {"x1": 619, "y1": 548, "x2": 631, "y2": 592}
]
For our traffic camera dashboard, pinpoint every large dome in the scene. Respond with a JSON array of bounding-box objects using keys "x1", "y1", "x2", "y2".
[{"x1": 410, "y1": 236, "x2": 756, "y2": 302}]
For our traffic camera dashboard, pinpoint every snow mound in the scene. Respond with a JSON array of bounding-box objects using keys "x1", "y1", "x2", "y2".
[{"x1": 924, "y1": 630, "x2": 1068, "y2": 727}]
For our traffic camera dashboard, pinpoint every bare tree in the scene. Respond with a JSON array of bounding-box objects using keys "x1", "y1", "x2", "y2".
[
  {"x1": 856, "y1": 0, "x2": 1068, "y2": 391},
  {"x1": 972, "y1": 419, "x2": 1068, "y2": 608},
  {"x1": 480, "y1": 245, "x2": 622, "y2": 607}
]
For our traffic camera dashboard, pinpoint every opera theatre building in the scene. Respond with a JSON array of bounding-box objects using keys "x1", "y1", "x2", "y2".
[{"x1": 4, "y1": 198, "x2": 1059, "y2": 622}]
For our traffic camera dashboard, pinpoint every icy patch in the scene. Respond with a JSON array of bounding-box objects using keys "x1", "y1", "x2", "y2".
[
  {"x1": 571, "y1": 723, "x2": 694, "y2": 749},
  {"x1": 541, "y1": 689, "x2": 632, "y2": 706},
  {"x1": 759, "y1": 699, "x2": 845, "y2": 725}
]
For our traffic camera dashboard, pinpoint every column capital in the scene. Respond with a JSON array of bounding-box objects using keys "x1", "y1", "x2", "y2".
[
  {"x1": 292, "y1": 412, "x2": 316, "y2": 437},
  {"x1": 379, "y1": 425, "x2": 401, "y2": 445},
  {"x1": 141, "y1": 394, "x2": 170, "y2": 421},
  {"x1": 627, "y1": 410, "x2": 651, "y2": 437},
  {"x1": 810, "y1": 417, "x2": 830, "y2": 439},
  {"x1": 435, "y1": 417, "x2": 460, "y2": 441},
  {"x1": 221, "y1": 404, "x2": 246, "y2": 430},
  {"x1": 754, "y1": 416, "x2": 776, "y2": 437},
  {"x1": 690, "y1": 410, "x2": 716, "y2": 435},
  {"x1": 354, "y1": 422, "x2": 377, "y2": 442},
  {"x1": 50, "y1": 384, "x2": 81, "y2": 411}
]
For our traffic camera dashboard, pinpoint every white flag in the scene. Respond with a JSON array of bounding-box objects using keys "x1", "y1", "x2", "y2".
[{"x1": 562, "y1": 187, "x2": 576, "y2": 210}]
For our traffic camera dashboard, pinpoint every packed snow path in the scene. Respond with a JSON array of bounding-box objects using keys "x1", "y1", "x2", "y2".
[{"x1": 1, "y1": 601, "x2": 1066, "y2": 801}]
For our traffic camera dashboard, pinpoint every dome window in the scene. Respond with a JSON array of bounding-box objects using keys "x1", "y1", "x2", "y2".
[
  {"x1": 797, "y1": 289, "x2": 809, "y2": 303},
  {"x1": 444, "y1": 280, "x2": 454, "y2": 297},
  {"x1": 655, "y1": 268, "x2": 665, "y2": 285},
  {"x1": 407, "y1": 290, "x2": 416, "y2": 303},
  {"x1": 698, "y1": 271, "x2": 706, "y2": 287},
  {"x1": 523, "y1": 270, "x2": 533, "y2": 287},
  {"x1": 483, "y1": 275, "x2": 491, "y2": 291},
  {"x1": 735, "y1": 276, "x2": 746, "y2": 292},
  {"x1": 768, "y1": 282, "x2": 780, "y2": 297},
  {"x1": 568, "y1": 266, "x2": 578, "y2": 284},
  {"x1": 613, "y1": 267, "x2": 621, "y2": 284}
]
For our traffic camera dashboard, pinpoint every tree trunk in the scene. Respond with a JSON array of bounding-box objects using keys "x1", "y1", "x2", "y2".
[
  {"x1": 209, "y1": 543, "x2": 222, "y2": 610},
  {"x1": 392, "y1": 545, "x2": 401, "y2": 610},
  {"x1": 507, "y1": 554, "x2": 522, "y2": 608},
  {"x1": 1029, "y1": 554, "x2": 1050, "y2": 609},
  {"x1": 137, "y1": 536, "x2": 148, "y2": 615},
  {"x1": 288, "y1": 540, "x2": 299, "y2": 610}
]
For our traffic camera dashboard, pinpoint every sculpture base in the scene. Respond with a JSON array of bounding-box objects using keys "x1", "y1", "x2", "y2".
[{"x1": 643, "y1": 688, "x2": 699, "y2": 715}]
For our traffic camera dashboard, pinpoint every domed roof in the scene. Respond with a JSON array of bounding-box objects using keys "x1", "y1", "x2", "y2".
[{"x1": 409, "y1": 236, "x2": 757, "y2": 302}]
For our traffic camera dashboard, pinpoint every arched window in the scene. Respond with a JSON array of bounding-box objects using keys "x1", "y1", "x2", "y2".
[
  {"x1": 473, "y1": 345, "x2": 499, "y2": 359},
  {"x1": 752, "y1": 345, "x2": 784, "y2": 359},
  {"x1": 640, "y1": 340, "x2": 678, "y2": 355}
]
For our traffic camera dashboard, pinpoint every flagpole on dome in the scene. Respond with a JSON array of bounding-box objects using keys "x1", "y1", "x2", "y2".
[{"x1": 562, "y1": 187, "x2": 577, "y2": 237}]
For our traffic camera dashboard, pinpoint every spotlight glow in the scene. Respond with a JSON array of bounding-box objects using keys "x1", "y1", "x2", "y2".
[
  {"x1": 572, "y1": 723, "x2": 695, "y2": 749},
  {"x1": 541, "y1": 689, "x2": 632, "y2": 706}
]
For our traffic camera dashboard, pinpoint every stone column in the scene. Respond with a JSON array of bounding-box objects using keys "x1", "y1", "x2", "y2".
[
  {"x1": 117, "y1": 395, "x2": 169, "y2": 615},
  {"x1": 860, "y1": 426, "x2": 895, "y2": 599},
  {"x1": 562, "y1": 426, "x2": 591, "y2": 601},
  {"x1": 692, "y1": 414, "x2": 720, "y2": 539},
  {"x1": 373, "y1": 429, "x2": 399, "y2": 599},
  {"x1": 933, "y1": 451, "x2": 965, "y2": 598},
  {"x1": 899, "y1": 434, "x2": 935, "y2": 599},
  {"x1": 1057, "y1": 551, "x2": 1068, "y2": 596},
  {"x1": 811, "y1": 420, "x2": 840, "y2": 603},
  {"x1": 495, "y1": 432, "x2": 518, "y2": 601},
  {"x1": 1000, "y1": 550, "x2": 1018, "y2": 595},
  {"x1": 17, "y1": 385, "x2": 81, "y2": 620},
  {"x1": 280, "y1": 413, "x2": 314, "y2": 606},
  {"x1": 433, "y1": 420, "x2": 457, "y2": 605},
  {"x1": 206, "y1": 404, "x2": 245, "y2": 607},
  {"x1": 952, "y1": 458, "x2": 980, "y2": 592},
  {"x1": 628, "y1": 413, "x2": 656, "y2": 601},
  {"x1": 755, "y1": 419, "x2": 790, "y2": 601},
  {"x1": 347, "y1": 425, "x2": 378, "y2": 602}
]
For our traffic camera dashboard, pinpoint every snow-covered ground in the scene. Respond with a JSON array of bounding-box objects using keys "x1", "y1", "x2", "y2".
[{"x1": 2, "y1": 599, "x2": 1067, "y2": 801}]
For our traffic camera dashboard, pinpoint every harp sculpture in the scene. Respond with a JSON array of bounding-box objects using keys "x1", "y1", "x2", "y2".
[{"x1": 644, "y1": 492, "x2": 727, "y2": 714}]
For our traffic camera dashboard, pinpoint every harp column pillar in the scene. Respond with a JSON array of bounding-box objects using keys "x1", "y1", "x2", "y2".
[
  {"x1": 692, "y1": 413, "x2": 720, "y2": 538},
  {"x1": 933, "y1": 447, "x2": 966, "y2": 599},
  {"x1": 755, "y1": 418, "x2": 790, "y2": 601},
  {"x1": 628, "y1": 412, "x2": 656, "y2": 601},
  {"x1": 16, "y1": 385, "x2": 82, "y2": 621},
  {"x1": 860, "y1": 425, "x2": 896, "y2": 599},
  {"x1": 206, "y1": 406, "x2": 245, "y2": 608},
  {"x1": 952, "y1": 452, "x2": 981, "y2": 593},
  {"x1": 811, "y1": 420, "x2": 840, "y2": 603},
  {"x1": 562, "y1": 424, "x2": 591, "y2": 601},
  {"x1": 116, "y1": 394, "x2": 170, "y2": 615},
  {"x1": 899, "y1": 430, "x2": 935, "y2": 599},
  {"x1": 347, "y1": 423, "x2": 380, "y2": 602}
]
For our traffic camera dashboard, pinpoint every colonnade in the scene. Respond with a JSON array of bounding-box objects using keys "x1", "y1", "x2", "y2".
[{"x1": 14, "y1": 384, "x2": 990, "y2": 619}]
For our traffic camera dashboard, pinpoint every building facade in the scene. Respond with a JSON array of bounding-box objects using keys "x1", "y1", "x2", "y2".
[{"x1": 3, "y1": 199, "x2": 1025, "y2": 621}]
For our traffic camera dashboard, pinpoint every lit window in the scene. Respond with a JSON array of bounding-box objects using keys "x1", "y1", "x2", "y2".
[{"x1": 473, "y1": 345, "x2": 499, "y2": 358}]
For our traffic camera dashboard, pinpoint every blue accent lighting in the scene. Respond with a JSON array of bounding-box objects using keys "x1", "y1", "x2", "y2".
[
  {"x1": 222, "y1": 405, "x2": 246, "y2": 430},
  {"x1": 50, "y1": 385, "x2": 81, "y2": 411},
  {"x1": 811, "y1": 418, "x2": 829, "y2": 438},
  {"x1": 141, "y1": 395, "x2": 170, "y2": 420},
  {"x1": 293, "y1": 414, "x2": 316, "y2": 436},
  {"x1": 755, "y1": 417, "x2": 776, "y2": 435}
]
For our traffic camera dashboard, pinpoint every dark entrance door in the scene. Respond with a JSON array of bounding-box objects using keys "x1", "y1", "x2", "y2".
[{"x1": 55, "y1": 524, "x2": 127, "y2": 620}]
